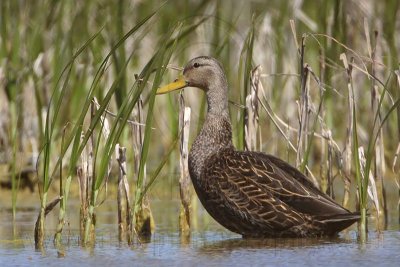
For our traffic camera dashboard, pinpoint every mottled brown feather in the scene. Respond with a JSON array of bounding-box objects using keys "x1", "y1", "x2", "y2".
[{"x1": 197, "y1": 148, "x2": 359, "y2": 237}]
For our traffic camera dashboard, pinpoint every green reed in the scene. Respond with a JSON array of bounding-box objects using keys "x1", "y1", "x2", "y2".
[{"x1": 236, "y1": 18, "x2": 256, "y2": 150}]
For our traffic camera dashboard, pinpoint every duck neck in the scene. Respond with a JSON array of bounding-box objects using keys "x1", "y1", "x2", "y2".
[
  {"x1": 188, "y1": 86, "x2": 233, "y2": 182},
  {"x1": 206, "y1": 78, "x2": 230, "y2": 119}
]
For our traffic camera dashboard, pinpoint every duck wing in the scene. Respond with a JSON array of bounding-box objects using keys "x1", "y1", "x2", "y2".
[
  {"x1": 203, "y1": 149, "x2": 352, "y2": 218},
  {"x1": 200, "y1": 151, "x2": 307, "y2": 234}
]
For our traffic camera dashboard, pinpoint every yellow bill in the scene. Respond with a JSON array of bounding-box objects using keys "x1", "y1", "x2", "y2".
[{"x1": 156, "y1": 76, "x2": 187, "y2": 95}]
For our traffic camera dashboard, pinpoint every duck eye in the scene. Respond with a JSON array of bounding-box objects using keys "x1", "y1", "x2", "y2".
[{"x1": 193, "y1": 62, "x2": 200, "y2": 68}]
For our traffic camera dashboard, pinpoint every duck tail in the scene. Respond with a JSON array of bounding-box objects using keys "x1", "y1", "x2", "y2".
[{"x1": 317, "y1": 212, "x2": 361, "y2": 235}]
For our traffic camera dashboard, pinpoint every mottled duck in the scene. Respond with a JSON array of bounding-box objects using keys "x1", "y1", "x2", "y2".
[{"x1": 157, "y1": 56, "x2": 360, "y2": 238}]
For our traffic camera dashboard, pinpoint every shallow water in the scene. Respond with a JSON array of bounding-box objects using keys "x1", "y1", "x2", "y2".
[{"x1": 1, "y1": 195, "x2": 400, "y2": 266}]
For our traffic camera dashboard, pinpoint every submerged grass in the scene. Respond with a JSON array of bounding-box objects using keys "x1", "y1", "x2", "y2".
[{"x1": 0, "y1": 0, "x2": 399, "y2": 248}]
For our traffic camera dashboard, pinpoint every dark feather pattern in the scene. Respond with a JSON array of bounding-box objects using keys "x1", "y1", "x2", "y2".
[{"x1": 197, "y1": 148, "x2": 359, "y2": 237}]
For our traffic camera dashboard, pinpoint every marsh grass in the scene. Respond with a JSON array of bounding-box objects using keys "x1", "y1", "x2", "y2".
[{"x1": 0, "y1": 0, "x2": 399, "y2": 249}]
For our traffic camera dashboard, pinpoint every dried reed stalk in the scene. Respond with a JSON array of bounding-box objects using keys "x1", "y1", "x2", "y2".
[
  {"x1": 123, "y1": 157, "x2": 132, "y2": 244},
  {"x1": 296, "y1": 35, "x2": 311, "y2": 171},
  {"x1": 116, "y1": 144, "x2": 133, "y2": 243},
  {"x1": 117, "y1": 144, "x2": 126, "y2": 240},
  {"x1": 95, "y1": 98, "x2": 112, "y2": 206},
  {"x1": 340, "y1": 53, "x2": 353, "y2": 209},
  {"x1": 83, "y1": 100, "x2": 96, "y2": 243},
  {"x1": 317, "y1": 48, "x2": 332, "y2": 195},
  {"x1": 179, "y1": 93, "x2": 191, "y2": 237},
  {"x1": 296, "y1": 63, "x2": 310, "y2": 169},
  {"x1": 83, "y1": 97, "x2": 113, "y2": 244},
  {"x1": 366, "y1": 23, "x2": 387, "y2": 227},
  {"x1": 245, "y1": 66, "x2": 261, "y2": 151},
  {"x1": 77, "y1": 132, "x2": 90, "y2": 238},
  {"x1": 325, "y1": 130, "x2": 335, "y2": 198},
  {"x1": 133, "y1": 97, "x2": 154, "y2": 237},
  {"x1": 393, "y1": 69, "x2": 400, "y2": 224}
]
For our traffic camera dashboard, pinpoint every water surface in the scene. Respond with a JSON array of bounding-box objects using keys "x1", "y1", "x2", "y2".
[{"x1": 1, "y1": 193, "x2": 399, "y2": 266}]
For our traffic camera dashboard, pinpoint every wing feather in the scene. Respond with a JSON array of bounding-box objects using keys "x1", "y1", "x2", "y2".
[
  {"x1": 202, "y1": 150, "x2": 310, "y2": 233},
  {"x1": 202, "y1": 149, "x2": 350, "y2": 224}
]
